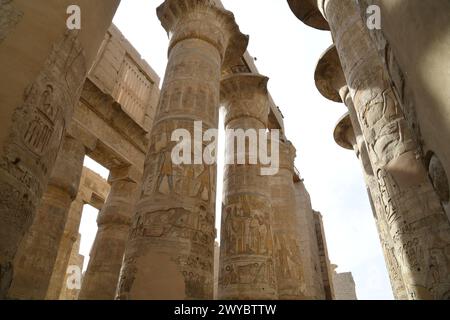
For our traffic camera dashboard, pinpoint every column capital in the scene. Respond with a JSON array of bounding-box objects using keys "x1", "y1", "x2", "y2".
[
  {"x1": 314, "y1": 44, "x2": 346, "y2": 103},
  {"x1": 220, "y1": 73, "x2": 269, "y2": 126},
  {"x1": 333, "y1": 112, "x2": 355, "y2": 151},
  {"x1": 157, "y1": 0, "x2": 249, "y2": 69},
  {"x1": 287, "y1": 0, "x2": 330, "y2": 31}
]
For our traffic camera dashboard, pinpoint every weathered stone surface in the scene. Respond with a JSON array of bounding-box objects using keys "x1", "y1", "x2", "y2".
[
  {"x1": 0, "y1": 0, "x2": 23, "y2": 43},
  {"x1": 79, "y1": 166, "x2": 140, "y2": 300},
  {"x1": 357, "y1": 1, "x2": 450, "y2": 212},
  {"x1": 334, "y1": 113, "x2": 408, "y2": 300},
  {"x1": 317, "y1": 45, "x2": 407, "y2": 299},
  {"x1": 332, "y1": 265, "x2": 357, "y2": 300},
  {"x1": 293, "y1": 180, "x2": 326, "y2": 299},
  {"x1": 59, "y1": 233, "x2": 84, "y2": 300},
  {"x1": 46, "y1": 167, "x2": 110, "y2": 300},
  {"x1": 270, "y1": 140, "x2": 309, "y2": 299},
  {"x1": 0, "y1": 0, "x2": 120, "y2": 298},
  {"x1": 116, "y1": 0, "x2": 248, "y2": 300},
  {"x1": 219, "y1": 73, "x2": 278, "y2": 300},
  {"x1": 293, "y1": 0, "x2": 450, "y2": 299},
  {"x1": 8, "y1": 136, "x2": 85, "y2": 299},
  {"x1": 88, "y1": 24, "x2": 160, "y2": 132},
  {"x1": 313, "y1": 211, "x2": 335, "y2": 300}
]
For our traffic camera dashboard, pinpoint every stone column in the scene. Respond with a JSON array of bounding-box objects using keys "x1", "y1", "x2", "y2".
[
  {"x1": 293, "y1": 180, "x2": 325, "y2": 299},
  {"x1": 334, "y1": 113, "x2": 408, "y2": 299},
  {"x1": 7, "y1": 136, "x2": 85, "y2": 299},
  {"x1": 316, "y1": 45, "x2": 408, "y2": 299},
  {"x1": 218, "y1": 73, "x2": 278, "y2": 299},
  {"x1": 290, "y1": 0, "x2": 450, "y2": 299},
  {"x1": 270, "y1": 139, "x2": 309, "y2": 299},
  {"x1": 46, "y1": 188, "x2": 85, "y2": 300},
  {"x1": 116, "y1": 0, "x2": 248, "y2": 300},
  {"x1": 0, "y1": 1, "x2": 120, "y2": 298},
  {"x1": 59, "y1": 233, "x2": 84, "y2": 300},
  {"x1": 79, "y1": 166, "x2": 140, "y2": 300},
  {"x1": 313, "y1": 211, "x2": 335, "y2": 300}
]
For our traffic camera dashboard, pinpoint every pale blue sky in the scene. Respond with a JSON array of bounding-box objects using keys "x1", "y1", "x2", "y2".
[{"x1": 80, "y1": 0, "x2": 394, "y2": 300}]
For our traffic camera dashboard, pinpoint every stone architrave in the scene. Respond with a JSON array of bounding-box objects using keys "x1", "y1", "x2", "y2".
[
  {"x1": 316, "y1": 45, "x2": 408, "y2": 299},
  {"x1": 7, "y1": 136, "x2": 85, "y2": 299},
  {"x1": 116, "y1": 0, "x2": 248, "y2": 300},
  {"x1": 218, "y1": 73, "x2": 278, "y2": 300},
  {"x1": 290, "y1": 0, "x2": 450, "y2": 298},
  {"x1": 79, "y1": 166, "x2": 141, "y2": 300}
]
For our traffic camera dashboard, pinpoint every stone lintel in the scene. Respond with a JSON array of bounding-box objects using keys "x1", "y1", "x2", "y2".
[
  {"x1": 108, "y1": 165, "x2": 142, "y2": 184},
  {"x1": 287, "y1": 0, "x2": 330, "y2": 31},
  {"x1": 66, "y1": 121, "x2": 98, "y2": 152}
]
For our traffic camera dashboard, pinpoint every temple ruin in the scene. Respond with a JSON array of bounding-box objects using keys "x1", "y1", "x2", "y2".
[{"x1": 0, "y1": 0, "x2": 449, "y2": 300}]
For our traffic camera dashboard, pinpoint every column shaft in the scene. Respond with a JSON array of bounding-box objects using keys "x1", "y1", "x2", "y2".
[
  {"x1": 219, "y1": 74, "x2": 278, "y2": 300},
  {"x1": 320, "y1": 0, "x2": 450, "y2": 299},
  {"x1": 271, "y1": 140, "x2": 309, "y2": 299},
  {"x1": 345, "y1": 92, "x2": 409, "y2": 300},
  {"x1": 293, "y1": 181, "x2": 326, "y2": 299},
  {"x1": 116, "y1": 0, "x2": 247, "y2": 300},
  {"x1": 46, "y1": 194, "x2": 85, "y2": 299},
  {"x1": 59, "y1": 233, "x2": 84, "y2": 300},
  {"x1": 7, "y1": 136, "x2": 85, "y2": 299},
  {"x1": 79, "y1": 172, "x2": 139, "y2": 300},
  {"x1": 0, "y1": 1, "x2": 120, "y2": 298}
]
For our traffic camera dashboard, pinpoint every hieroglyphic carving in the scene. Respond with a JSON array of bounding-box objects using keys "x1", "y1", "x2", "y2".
[
  {"x1": 314, "y1": 0, "x2": 450, "y2": 299},
  {"x1": 0, "y1": 30, "x2": 86, "y2": 298},
  {"x1": 358, "y1": 84, "x2": 416, "y2": 168},
  {"x1": 223, "y1": 197, "x2": 273, "y2": 257},
  {"x1": 131, "y1": 206, "x2": 215, "y2": 247},
  {"x1": 220, "y1": 260, "x2": 276, "y2": 288},
  {"x1": 141, "y1": 120, "x2": 216, "y2": 201},
  {"x1": 117, "y1": 0, "x2": 247, "y2": 300},
  {"x1": 273, "y1": 233, "x2": 305, "y2": 284}
]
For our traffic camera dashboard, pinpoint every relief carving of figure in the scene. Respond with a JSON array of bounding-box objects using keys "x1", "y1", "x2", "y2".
[{"x1": 377, "y1": 169, "x2": 400, "y2": 227}]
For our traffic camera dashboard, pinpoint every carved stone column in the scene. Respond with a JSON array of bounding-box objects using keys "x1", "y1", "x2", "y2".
[
  {"x1": 45, "y1": 194, "x2": 84, "y2": 300},
  {"x1": 0, "y1": 1, "x2": 120, "y2": 298},
  {"x1": 293, "y1": 180, "x2": 325, "y2": 299},
  {"x1": 79, "y1": 166, "x2": 140, "y2": 300},
  {"x1": 116, "y1": 0, "x2": 248, "y2": 300},
  {"x1": 218, "y1": 73, "x2": 278, "y2": 299},
  {"x1": 291, "y1": 0, "x2": 450, "y2": 298},
  {"x1": 334, "y1": 113, "x2": 408, "y2": 300},
  {"x1": 316, "y1": 45, "x2": 408, "y2": 299},
  {"x1": 270, "y1": 139, "x2": 309, "y2": 299},
  {"x1": 313, "y1": 211, "x2": 335, "y2": 300},
  {"x1": 59, "y1": 233, "x2": 84, "y2": 300},
  {"x1": 7, "y1": 136, "x2": 85, "y2": 299}
]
